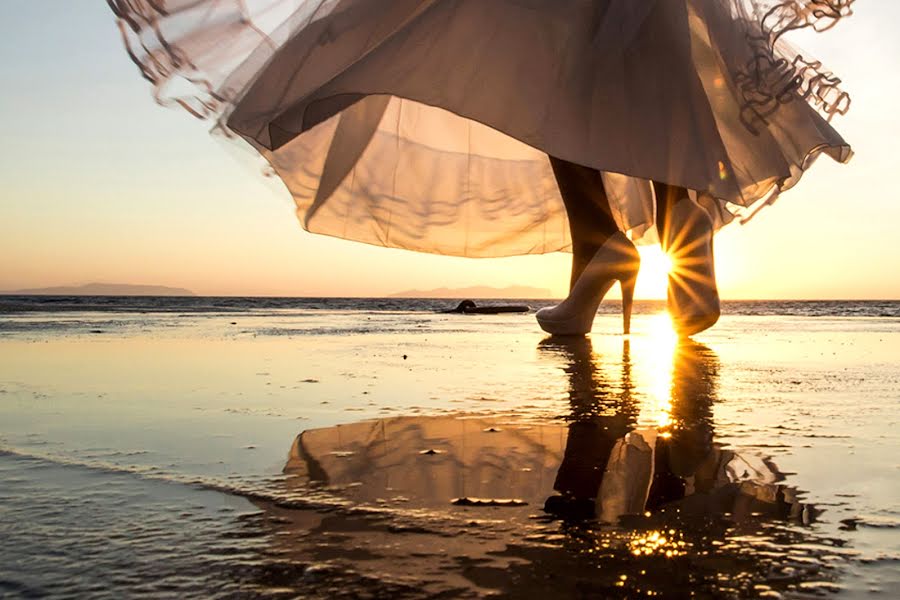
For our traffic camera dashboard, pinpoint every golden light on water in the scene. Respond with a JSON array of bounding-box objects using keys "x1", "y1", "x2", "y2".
[
  {"x1": 642, "y1": 312, "x2": 678, "y2": 428},
  {"x1": 628, "y1": 530, "x2": 688, "y2": 558}
]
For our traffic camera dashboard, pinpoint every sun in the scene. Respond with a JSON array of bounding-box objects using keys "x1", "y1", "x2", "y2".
[{"x1": 634, "y1": 245, "x2": 672, "y2": 300}]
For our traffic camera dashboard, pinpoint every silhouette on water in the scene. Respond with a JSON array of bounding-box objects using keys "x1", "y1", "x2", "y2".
[{"x1": 243, "y1": 339, "x2": 846, "y2": 598}]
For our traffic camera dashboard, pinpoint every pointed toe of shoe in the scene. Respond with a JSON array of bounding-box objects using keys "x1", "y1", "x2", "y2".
[
  {"x1": 535, "y1": 307, "x2": 554, "y2": 319},
  {"x1": 535, "y1": 306, "x2": 590, "y2": 336},
  {"x1": 672, "y1": 310, "x2": 720, "y2": 338}
]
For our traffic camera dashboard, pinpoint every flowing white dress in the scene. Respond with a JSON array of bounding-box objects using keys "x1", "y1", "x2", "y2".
[{"x1": 110, "y1": 0, "x2": 854, "y2": 256}]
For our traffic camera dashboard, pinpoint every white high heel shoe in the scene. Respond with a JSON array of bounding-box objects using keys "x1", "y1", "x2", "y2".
[
  {"x1": 664, "y1": 196, "x2": 720, "y2": 336},
  {"x1": 536, "y1": 232, "x2": 640, "y2": 336}
]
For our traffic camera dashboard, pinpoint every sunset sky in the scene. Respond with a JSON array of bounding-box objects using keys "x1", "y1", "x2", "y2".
[{"x1": 1, "y1": 1, "x2": 898, "y2": 299}]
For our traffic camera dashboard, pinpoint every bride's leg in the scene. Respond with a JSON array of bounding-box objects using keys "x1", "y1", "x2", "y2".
[
  {"x1": 549, "y1": 156, "x2": 621, "y2": 290},
  {"x1": 651, "y1": 180, "x2": 683, "y2": 244},
  {"x1": 652, "y1": 180, "x2": 720, "y2": 335},
  {"x1": 538, "y1": 158, "x2": 639, "y2": 335}
]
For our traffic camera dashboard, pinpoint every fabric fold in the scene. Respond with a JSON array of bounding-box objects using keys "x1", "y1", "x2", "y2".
[{"x1": 110, "y1": 0, "x2": 853, "y2": 257}]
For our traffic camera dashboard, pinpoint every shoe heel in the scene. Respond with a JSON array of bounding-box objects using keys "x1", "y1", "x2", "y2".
[
  {"x1": 621, "y1": 274, "x2": 636, "y2": 335},
  {"x1": 535, "y1": 232, "x2": 639, "y2": 336}
]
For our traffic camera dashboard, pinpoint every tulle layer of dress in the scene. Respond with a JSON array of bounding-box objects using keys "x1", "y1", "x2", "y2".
[{"x1": 110, "y1": 0, "x2": 853, "y2": 256}]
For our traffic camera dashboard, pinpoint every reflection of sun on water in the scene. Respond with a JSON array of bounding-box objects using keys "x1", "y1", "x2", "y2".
[
  {"x1": 643, "y1": 312, "x2": 678, "y2": 428},
  {"x1": 635, "y1": 246, "x2": 673, "y2": 300},
  {"x1": 628, "y1": 530, "x2": 688, "y2": 558}
]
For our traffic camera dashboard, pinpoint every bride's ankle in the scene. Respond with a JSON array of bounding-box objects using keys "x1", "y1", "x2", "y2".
[{"x1": 570, "y1": 237, "x2": 613, "y2": 289}]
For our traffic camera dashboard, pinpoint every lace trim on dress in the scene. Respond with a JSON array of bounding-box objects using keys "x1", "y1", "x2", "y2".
[
  {"x1": 735, "y1": 0, "x2": 854, "y2": 134},
  {"x1": 107, "y1": 0, "x2": 293, "y2": 118}
]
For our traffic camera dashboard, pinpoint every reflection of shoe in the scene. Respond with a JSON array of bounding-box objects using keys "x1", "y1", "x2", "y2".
[
  {"x1": 664, "y1": 197, "x2": 720, "y2": 336},
  {"x1": 536, "y1": 232, "x2": 640, "y2": 336}
]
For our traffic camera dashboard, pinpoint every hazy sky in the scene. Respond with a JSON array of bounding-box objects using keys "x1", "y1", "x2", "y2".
[{"x1": 1, "y1": 1, "x2": 898, "y2": 299}]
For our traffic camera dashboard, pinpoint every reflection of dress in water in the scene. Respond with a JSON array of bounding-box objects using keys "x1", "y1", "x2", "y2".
[
  {"x1": 282, "y1": 339, "x2": 815, "y2": 523},
  {"x1": 110, "y1": 1, "x2": 852, "y2": 256},
  {"x1": 541, "y1": 338, "x2": 814, "y2": 524},
  {"x1": 268, "y1": 340, "x2": 833, "y2": 596}
]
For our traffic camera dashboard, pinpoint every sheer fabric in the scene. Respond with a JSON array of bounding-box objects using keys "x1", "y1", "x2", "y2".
[{"x1": 110, "y1": 0, "x2": 853, "y2": 256}]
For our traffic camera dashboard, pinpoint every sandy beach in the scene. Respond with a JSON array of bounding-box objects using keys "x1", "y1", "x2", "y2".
[{"x1": 1, "y1": 298, "x2": 898, "y2": 598}]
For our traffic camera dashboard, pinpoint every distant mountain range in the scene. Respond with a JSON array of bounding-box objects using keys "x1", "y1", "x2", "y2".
[
  {"x1": 6, "y1": 283, "x2": 195, "y2": 296},
  {"x1": 390, "y1": 285, "x2": 552, "y2": 299}
]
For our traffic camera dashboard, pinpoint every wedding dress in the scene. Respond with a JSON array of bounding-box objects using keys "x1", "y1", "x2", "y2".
[{"x1": 110, "y1": 0, "x2": 853, "y2": 256}]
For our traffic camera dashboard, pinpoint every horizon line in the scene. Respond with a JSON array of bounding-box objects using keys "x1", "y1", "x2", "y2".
[{"x1": 1, "y1": 293, "x2": 899, "y2": 302}]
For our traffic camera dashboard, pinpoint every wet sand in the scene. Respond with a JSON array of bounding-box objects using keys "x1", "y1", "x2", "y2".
[{"x1": 0, "y1": 304, "x2": 898, "y2": 597}]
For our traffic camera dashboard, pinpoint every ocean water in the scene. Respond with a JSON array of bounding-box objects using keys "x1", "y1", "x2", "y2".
[
  {"x1": 2, "y1": 295, "x2": 900, "y2": 317},
  {"x1": 1, "y1": 296, "x2": 898, "y2": 598}
]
